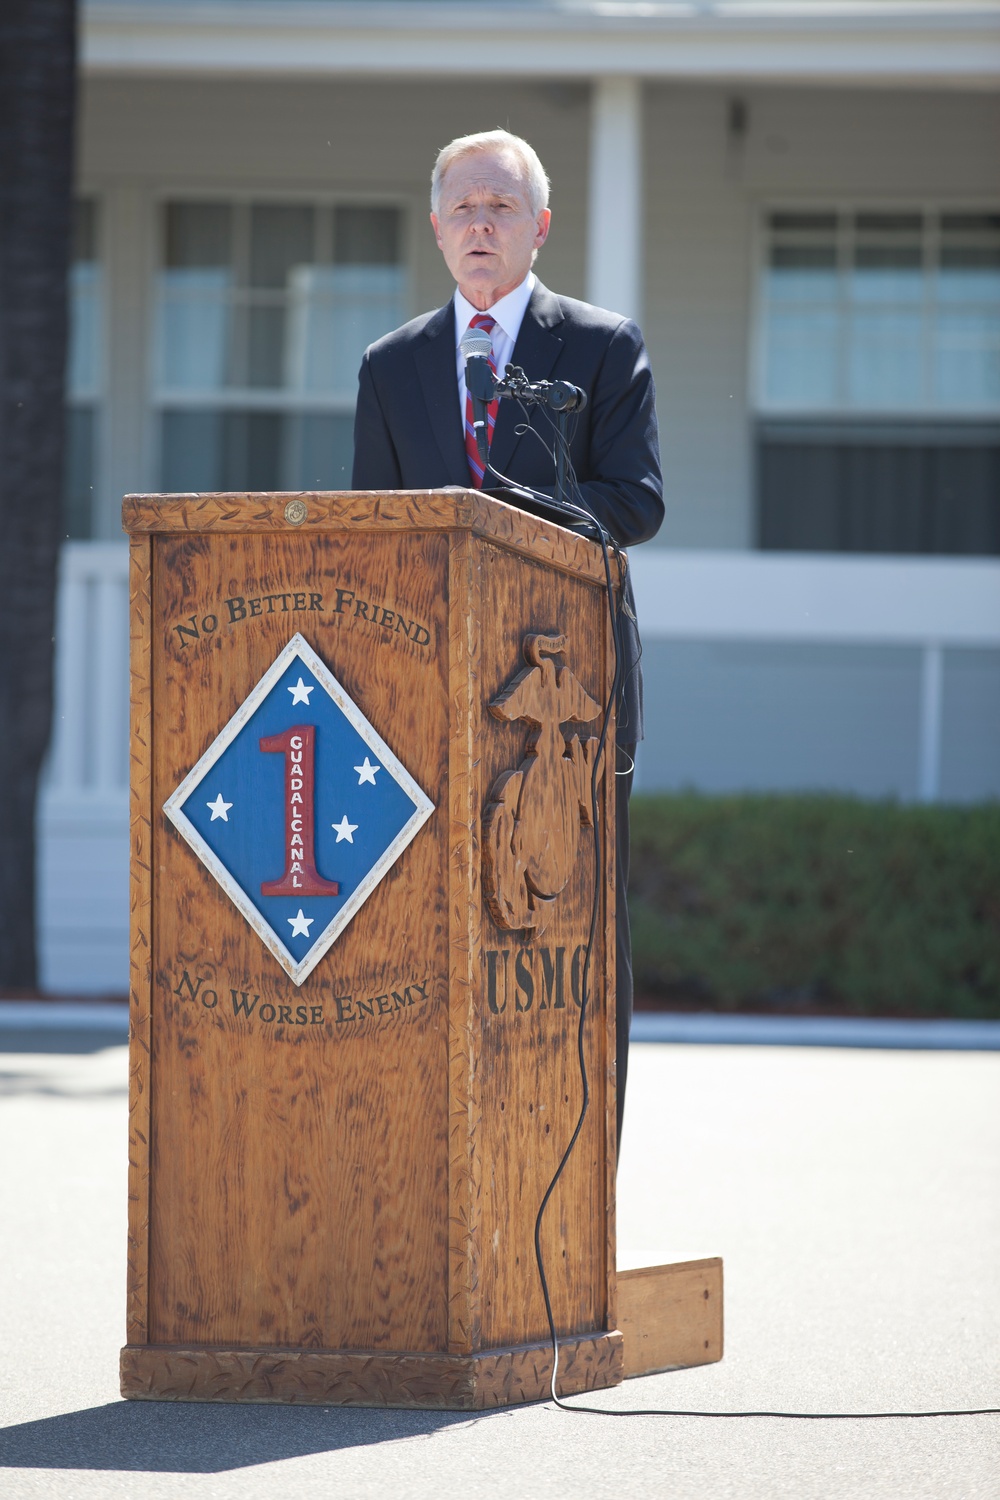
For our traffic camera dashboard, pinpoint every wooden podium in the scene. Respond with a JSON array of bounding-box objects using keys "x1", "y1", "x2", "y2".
[{"x1": 120, "y1": 488, "x2": 626, "y2": 1408}]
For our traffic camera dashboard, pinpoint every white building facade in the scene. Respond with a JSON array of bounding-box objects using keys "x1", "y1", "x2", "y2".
[{"x1": 43, "y1": 0, "x2": 1000, "y2": 989}]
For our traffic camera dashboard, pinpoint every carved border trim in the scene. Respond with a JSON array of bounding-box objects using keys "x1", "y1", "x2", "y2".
[
  {"x1": 120, "y1": 492, "x2": 609, "y2": 587},
  {"x1": 603, "y1": 613, "x2": 619, "y2": 1336},
  {"x1": 120, "y1": 1330, "x2": 623, "y2": 1409},
  {"x1": 126, "y1": 535, "x2": 153, "y2": 1344},
  {"x1": 446, "y1": 530, "x2": 483, "y2": 1355}
]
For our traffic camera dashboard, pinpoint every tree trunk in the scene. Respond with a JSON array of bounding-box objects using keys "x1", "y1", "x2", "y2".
[{"x1": 0, "y1": 0, "x2": 77, "y2": 987}]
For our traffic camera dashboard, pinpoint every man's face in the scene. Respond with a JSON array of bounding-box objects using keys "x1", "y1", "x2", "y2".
[{"x1": 431, "y1": 149, "x2": 551, "y2": 311}]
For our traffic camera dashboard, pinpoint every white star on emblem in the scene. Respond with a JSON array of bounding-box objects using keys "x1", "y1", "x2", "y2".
[
  {"x1": 354, "y1": 757, "x2": 381, "y2": 785},
  {"x1": 207, "y1": 793, "x2": 232, "y2": 822},
  {"x1": 332, "y1": 815, "x2": 358, "y2": 843},
  {"x1": 288, "y1": 677, "x2": 314, "y2": 705},
  {"x1": 287, "y1": 909, "x2": 314, "y2": 937}
]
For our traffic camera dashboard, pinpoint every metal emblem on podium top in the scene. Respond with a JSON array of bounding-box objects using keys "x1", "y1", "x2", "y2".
[{"x1": 163, "y1": 632, "x2": 435, "y2": 985}]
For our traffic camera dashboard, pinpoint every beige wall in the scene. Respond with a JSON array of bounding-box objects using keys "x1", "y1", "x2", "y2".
[
  {"x1": 79, "y1": 76, "x2": 591, "y2": 534},
  {"x1": 79, "y1": 75, "x2": 1000, "y2": 545},
  {"x1": 79, "y1": 75, "x2": 589, "y2": 310},
  {"x1": 643, "y1": 84, "x2": 1000, "y2": 549}
]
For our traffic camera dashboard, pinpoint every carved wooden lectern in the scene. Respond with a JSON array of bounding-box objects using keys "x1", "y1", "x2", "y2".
[{"x1": 120, "y1": 488, "x2": 625, "y2": 1408}]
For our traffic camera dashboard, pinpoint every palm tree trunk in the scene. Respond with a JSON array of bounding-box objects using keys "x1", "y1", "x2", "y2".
[{"x1": 0, "y1": 0, "x2": 77, "y2": 987}]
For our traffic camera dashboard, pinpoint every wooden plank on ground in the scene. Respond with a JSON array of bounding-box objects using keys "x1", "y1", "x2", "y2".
[{"x1": 618, "y1": 1258, "x2": 723, "y2": 1378}]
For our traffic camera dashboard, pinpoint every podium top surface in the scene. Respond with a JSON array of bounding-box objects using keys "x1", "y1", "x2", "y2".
[{"x1": 122, "y1": 488, "x2": 612, "y2": 585}]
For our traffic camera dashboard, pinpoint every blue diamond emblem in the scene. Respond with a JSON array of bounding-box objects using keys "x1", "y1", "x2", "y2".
[{"x1": 163, "y1": 633, "x2": 435, "y2": 985}]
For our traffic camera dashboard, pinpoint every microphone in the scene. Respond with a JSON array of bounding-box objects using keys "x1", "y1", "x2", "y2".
[{"x1": 460, "y1": 325, "x2": 496, "y2": 471}]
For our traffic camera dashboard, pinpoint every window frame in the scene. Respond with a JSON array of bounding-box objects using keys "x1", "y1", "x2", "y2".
[
  {"x1": 749, "y1": 196, "x2": 1000, "y2": 422},
  {"x1": 65, "y1": 192, "x2": 106, "y2": 538},
  {"x1": 148, "y1": 185, "x2": 416, "y2": 489}
]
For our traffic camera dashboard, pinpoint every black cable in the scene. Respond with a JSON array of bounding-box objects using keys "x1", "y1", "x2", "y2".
[
  {"x1": 495, "y1": 422, "x2": 626, "y2": 1408},
  {"x1": 526, "y1": 404, "x2": 633, "y2": 744},
  {"x1": 483, "y1": 436, "x2": 598, "y2": 534},
  {"x1": 550, "y1": 1401, "x2": 1000, "y2": 1419},
  {"x1": 490, "y1": 418, "x2": 1000, "y2": 1426}
]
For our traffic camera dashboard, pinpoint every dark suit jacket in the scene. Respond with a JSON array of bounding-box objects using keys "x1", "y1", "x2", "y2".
[{"x1": 352, "y1": 280, "x2": 663, "y2": 740}]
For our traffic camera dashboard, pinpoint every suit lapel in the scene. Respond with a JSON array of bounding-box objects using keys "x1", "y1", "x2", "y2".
[
  {"x1": 489, "y1": 282, "x2": 565, "y2": 477},
  {"x1": 413, "y1": 301, "x2": 469, "y2": 486}
]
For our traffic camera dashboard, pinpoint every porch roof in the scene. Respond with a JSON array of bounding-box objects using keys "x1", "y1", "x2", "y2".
[{"x1": 83, "y1": 0, "x2": 1000, "y2": 87}]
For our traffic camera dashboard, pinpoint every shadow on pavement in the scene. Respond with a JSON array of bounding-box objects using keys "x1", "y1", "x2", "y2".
[
  {"x1": 0, "y1": 1070, "x2": 127, "y2": 1099},
  {"x1": 0, "y1": 1030, "x2": 127, "y2": 1056},
  {"x1": 0, "y1": 1032, "x2": 128, "y2": 1097},
  {"x1": 0, "y1": 1400, "x2": 483, "y2": 1472}
]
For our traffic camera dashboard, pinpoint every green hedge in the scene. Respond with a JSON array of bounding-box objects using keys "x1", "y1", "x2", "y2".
[{"x1": 627, "y1": 793, "x2": 1000, "y2": 1019}]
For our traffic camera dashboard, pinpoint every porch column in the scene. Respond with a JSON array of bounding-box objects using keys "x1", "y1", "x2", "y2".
[{"x1": 587, "y1": 75, "x2": 643, "y2": 324}]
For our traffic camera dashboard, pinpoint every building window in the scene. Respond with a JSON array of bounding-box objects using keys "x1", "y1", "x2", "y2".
[
  {"x1": 65, "y1": 198, "x2": 102, "y2": 538},
  {"x1": 760, "y1": 209, "x2": 1000, "y2": 414},
  {"x1": 756, "y1": 209, "x2": 1000, "y2": 554},
  {"x1": 154, "y1": 200, "x2": 406, "y2": 492}
]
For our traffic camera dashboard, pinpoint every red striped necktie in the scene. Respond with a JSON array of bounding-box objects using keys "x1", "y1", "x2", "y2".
[{"x1": 464, "y1": 313, "x2": 499, "y2": 488}]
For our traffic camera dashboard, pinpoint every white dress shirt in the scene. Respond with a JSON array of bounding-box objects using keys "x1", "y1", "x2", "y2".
[{"x1": 452, "y1": 271, "x2": 536, "y2": 434}]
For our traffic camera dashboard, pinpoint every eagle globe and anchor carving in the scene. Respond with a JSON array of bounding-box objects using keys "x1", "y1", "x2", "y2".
[{"x1": 483, "y1": 633, "x2": 604, "y2": 937}]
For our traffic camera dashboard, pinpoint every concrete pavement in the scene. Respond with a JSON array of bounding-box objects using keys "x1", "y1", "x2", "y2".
[{"x1": 0, "y1": 1025, "x2": 997, "y2": 1498}]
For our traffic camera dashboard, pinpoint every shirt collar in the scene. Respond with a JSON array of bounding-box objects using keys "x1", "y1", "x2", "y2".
[{"x1": 453, "y1": 271, "x2": 536, "y2": 347}]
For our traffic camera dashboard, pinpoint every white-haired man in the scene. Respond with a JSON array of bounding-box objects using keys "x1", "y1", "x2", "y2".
[{"x1": 353, "y1": 129, "x2": 663, "y2": 1147}]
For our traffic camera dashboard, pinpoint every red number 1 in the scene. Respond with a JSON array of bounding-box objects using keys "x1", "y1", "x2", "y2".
[{"x1": 259, "y1": 725, "x2": 340, "y2": 897}]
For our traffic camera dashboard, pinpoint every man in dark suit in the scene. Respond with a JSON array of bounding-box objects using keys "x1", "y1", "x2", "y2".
[{"x1": 353, "y1": 129, "x2": 662, "y2": 1147}]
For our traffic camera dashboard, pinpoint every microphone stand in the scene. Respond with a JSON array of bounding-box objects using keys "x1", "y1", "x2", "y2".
[{"x1": 489, "y1": 365, "x2": 587, "y2": 511}]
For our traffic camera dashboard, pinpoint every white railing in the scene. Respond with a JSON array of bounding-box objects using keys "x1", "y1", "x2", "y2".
[
  {"x1": 38, "y1": 542, "x2": 130, "y2": 994},
  {"x1": 630, "y1": 550, "x2": 1000, "y2": 804},
  {"x1": 36, "y1": 540, "x2": 1000, "y2": 992},
  {"x1": 45, "y1": 541, "x2": 130, "y2": 805},
  {"x1": 40, "y1": 543, "x2": 1000, "y2": 805}
]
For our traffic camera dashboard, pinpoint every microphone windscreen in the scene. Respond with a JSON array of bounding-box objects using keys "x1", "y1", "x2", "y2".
[{"x1": 460, "y1": 326, "x2": 493, "y2": 361}]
